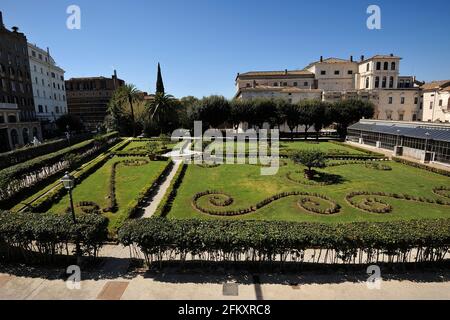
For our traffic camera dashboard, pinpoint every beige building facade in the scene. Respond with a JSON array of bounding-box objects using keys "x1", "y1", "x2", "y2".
[
  {"x1": 420, "y1": 80, "x2": 450, "y2": 123},
  {"x1": 235, "y1": 54, "x2": 428, "y2": 123}
]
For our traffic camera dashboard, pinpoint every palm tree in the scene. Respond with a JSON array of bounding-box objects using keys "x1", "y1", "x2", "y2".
[
  {"x1": 146, "y1": 92, "x2": 176, "y2": 133},
  {"x1": 112, "y1": 84, "x2": 142, "y2": 137}
]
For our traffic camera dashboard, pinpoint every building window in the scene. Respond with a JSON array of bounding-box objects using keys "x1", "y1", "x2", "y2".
[
  {"x1": 283, "y1": 82, "x2": 287, "y2": 86},
  {"x1": 38, "y1": 53, "x2": 42, "y2": 60},
  {"x1": 375, "y1": 76, "x2": 380, "y2": 88},
  {"x1": 412, "y1": 114, "x2": 417, "y2": 121},
  {"x1": 376, "y1": 62, "x2": 381, "y2": 70},
  {"x1": 399, "y1": 114, "x2": 404, "y2": 121},
  {"x1": 246, "y1": 83, "x2": 250, "y2": 88},
  {"x1": 366, "y1": 63, "x2": 370, "y2": 72},
  {"x1": 293, "y1": 82, "x2": 298, "y2": 86},
  {"x1": 321, "y1": 70, "x2": 326, "y2": 75},
  {"x1": 55, "y1": 106, "x2": 59, "y2": 114},
  {"x1": 391, "y1": 62, "x2": 396, "y2": 70},
  {"x1": 401, "y1": 97, "x2": 405, "y2": 104},
  {"x1": 384, "y1": 62, "x2": 388, "y2": 70},
  {"x1": 32, "y1": 51, "x2": 36, "y2": 57},
  {"x1": 365, "y1": 77, "x2": 369, "y2": 89},
  {"x1": 304, "y1": 82, "x2": 308, "y2": 87},
  {"x1": 388, "y1": 97, "x2": 393, "y2": 104},
  {"x1": 38, "y1": 105, "x2": 43, "y2": 113},
  {"x1": 414, "y1": 97, "x2": 418, "y2": 104},
  {"x1": 439, "y1": 99, "x2": 443, "y2": 106},
  {"x1": 430, "y1": 102, "x2": 433, "y2": 109},
  {"x1": 382, "y1": 77, "x2": 387, "y2": 88},
  {"x1": 334, "y1": 70, "x2": 340, "y2": 75},
  {"x1": 348, "y1": 70, "x2": 353, "y2": 75},
  {"x1": 389, "y1": 76, "x2": 394, "y2": 88}
]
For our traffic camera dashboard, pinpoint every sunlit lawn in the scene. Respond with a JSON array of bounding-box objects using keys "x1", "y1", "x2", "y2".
[
  {"x1": 167, "y1": 159, "x2": 450, "y2": 223},
  {"x1": 48, "y1": 156, "x2": 168, "y2": 232}
]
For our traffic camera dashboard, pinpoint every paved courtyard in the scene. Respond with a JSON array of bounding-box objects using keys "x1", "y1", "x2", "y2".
[{"x1": 1, "y1": 262, "x2": 449, "y2": 300}]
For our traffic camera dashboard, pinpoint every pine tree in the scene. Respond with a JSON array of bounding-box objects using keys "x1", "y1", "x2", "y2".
[{"x1": 156, "y1": 62, "x2": 165, "y2": 94}]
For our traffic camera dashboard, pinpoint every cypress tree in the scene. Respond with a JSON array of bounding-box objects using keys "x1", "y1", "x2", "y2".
[{"x1": 156, "y1": 62, "x2": 165, "y2": 94}]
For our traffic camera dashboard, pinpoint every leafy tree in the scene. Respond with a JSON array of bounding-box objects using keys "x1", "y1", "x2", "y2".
[
  {"x1": 55, "y1": 114, "x2": 83, "y2": 133},
  {"x1": 178, "y1": 96, "x2": 200, "y2": 130},
  {"x1": 229, "y1": 99, "x2": 254, "y2": 130},
  {"x1": 146, "y1": 141, "x2": 160, "y2": 159},
  {"x1": 252, "y1": 98, "x2": 278, "y2": 129},
  {"x1": 109, "y1": 84, "x2": 142, "y2": 137},
  {"x1": 292, "y1": 149, "x2": 326, "y2": 179},
  {"x1": 191, "y1": 95, "x2": 230, "y2": 130},
  {"x1": 146, "y1": 92, "x2": 177, "y2": 134},
  {"x1": 331, "y1": 99, "x2": 375, "y2": 138},
  {"x1": 297, "y1": 100, "x2": 317, "y2": 140},
  {"x1": 277, "y1": 99, "x2": 300, "y2": 139},
  {"x1": 311, "y1": 101, "x2": 332, "y2": 141}
]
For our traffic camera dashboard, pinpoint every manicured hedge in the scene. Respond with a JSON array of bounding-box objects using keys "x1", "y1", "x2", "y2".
[
  {"x1": 0, "y1": 211, "x2": 108, "y2": 263},
  {"x1": 330, "y1": 141, "x2": 385, "y2": 156},
  {"x1": 392, "y1": 157, "x2": 450, "y2": 177},
  {"x1": 118, "y1": 218, "x2": 450, "y2": 266},
  {"x1": 0, "y1": 132, "x2": 119, "y2": 204},
  {"x1": 24, "y1": 139, "x2": 129, "y2": 213},
  {"x1": 0, "y1": 133, "x2": 93, "y2": 170},
  {"x1": 125, "y1": 159, "x2": 173, "y2": 219},
  {"x1": 154, "y1": 163, "x2": 188, "y2": 217}
]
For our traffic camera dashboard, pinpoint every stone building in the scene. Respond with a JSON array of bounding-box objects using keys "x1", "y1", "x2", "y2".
[
  {"x1": 235, "y1": 54, "x2": 423, "y2": 123},
  {"x1": 65, "y1": 71, "x2": 124, "y2": 131},
  {"x1": 0, "y1": 11, "x2": 42, "y2": 151}
]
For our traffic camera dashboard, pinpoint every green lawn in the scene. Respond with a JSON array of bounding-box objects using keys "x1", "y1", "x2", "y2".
[
  {"x1": 167, "y1": 159, "x2": 450, "y2": 223},
  {"x1": 47, "y1": 156, "x2": 168, "y2": 232},
  {"x1": 279, "y1": 141, "x2": 367, "y2": 154}
]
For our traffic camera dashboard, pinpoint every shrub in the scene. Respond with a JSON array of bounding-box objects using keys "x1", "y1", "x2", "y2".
[
  {"x1": 291, "y1": 149, "x2": 326, "y2": 179},
  {"x1": 392, "y1": 157, "x2": 450, "y2": 177},
  {"x1": 0, "y1": 211, "x2": 108, "y2": 263},
  {"x1": 118, "y1": 218, "x2": 450, "y2": 266}
]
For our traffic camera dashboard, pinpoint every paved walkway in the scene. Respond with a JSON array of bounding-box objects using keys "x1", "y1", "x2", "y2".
[
  {"x1": 142, "y1": 160, "x2": 182, "y2": 218},
  {"x1": 1, "y1": 264, "x2": 449, "y2": 300}
]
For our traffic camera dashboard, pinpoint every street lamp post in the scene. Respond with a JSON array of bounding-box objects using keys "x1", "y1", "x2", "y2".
[{"x1": 61, "y1": 171, "x2": 82, "y2": 263}]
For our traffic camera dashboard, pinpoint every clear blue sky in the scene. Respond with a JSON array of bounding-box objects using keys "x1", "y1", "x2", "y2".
[{"x1": 2, "y1": 0, "x2": 450, "y2": 98}]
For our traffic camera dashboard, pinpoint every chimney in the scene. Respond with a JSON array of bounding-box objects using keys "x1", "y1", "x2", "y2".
[
  {"x1": 350, "y1": 55, "x2": 353, "y2": 62},
  {"x1": 361, "y1": 55, "x2": 365, "y2": 62},
  {"x1": 0, "y1": 11, "x2": 4, "y2": 28},
  {"x1": 320, "y1": 56, "x2": 323, "y2": 62}
]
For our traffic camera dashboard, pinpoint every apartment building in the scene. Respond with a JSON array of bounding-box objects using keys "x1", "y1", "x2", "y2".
[
  {"x1": 0, "y1": 11, "x2": 41, "y2": 152},
  {"x1": 28, "y1": 43, "x2": 67, "y2": 131},
  {"x1": 65, "y1": 71, "x2": 124, "y2": 131}
]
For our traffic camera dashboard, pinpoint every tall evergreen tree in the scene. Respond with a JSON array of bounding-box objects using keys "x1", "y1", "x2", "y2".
[{"x1": 156, "y1": 62, "x2": 165, "y2": 94}]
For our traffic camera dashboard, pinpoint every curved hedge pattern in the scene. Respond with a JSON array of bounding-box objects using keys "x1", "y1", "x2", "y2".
[
  {"x1": 192, "y1": 190, "x2": 341, "y2": 216},
  {"x1": 346, "y1": 190, "x2": 450, "y2": 214}
]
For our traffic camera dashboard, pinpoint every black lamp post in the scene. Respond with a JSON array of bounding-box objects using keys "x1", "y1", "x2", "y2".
[{"x1": 61, "y1": 171, "x2": 81, "y2": 262}]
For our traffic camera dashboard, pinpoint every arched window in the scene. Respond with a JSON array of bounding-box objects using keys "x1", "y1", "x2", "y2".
[
  {"x1": 10, "y1": 129, "x2": 19, "y2": 147},
  {"x1": 366, "y1": 63, "x2": 370, "y2": 72},
  {"x1": 384, "y1": 62, "x2": 388, "y2": 70},
  {"x1": 382, "y1": 77, "x2": 387, "y2": 88},
  {"x1": 375, "y1": 76, "x2": 380, "y2": 88},
  {"x1": 389, "y1": 76, "x2": 394, "y2": 88},
  {"x1": 365, "y1": 77, "x2": 370, "y2": 89},
  {"x1": 376, "y1": 62, "x2": 381, "y2": 70},
  {"x1": 391, "y1": 62, "x2": 396, "y2": 70},
  {"x1": 22, "y1": 128, "x2": 29, "y2": 145}
]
